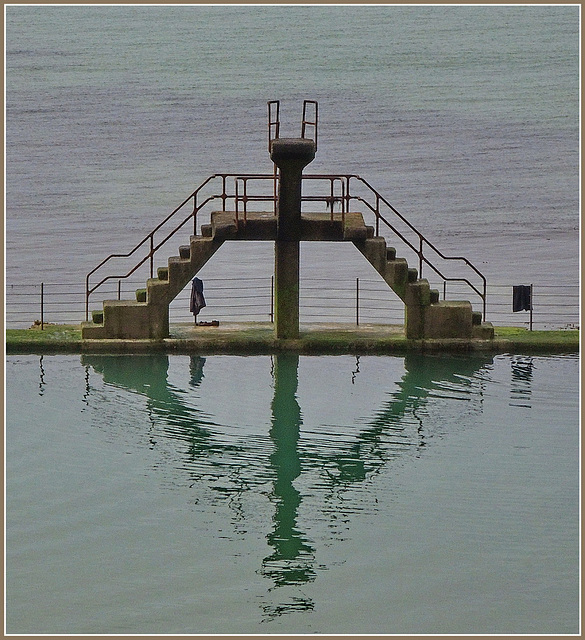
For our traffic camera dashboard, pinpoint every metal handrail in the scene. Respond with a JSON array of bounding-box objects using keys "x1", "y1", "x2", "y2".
[
  {"x1": 267, "y1": 100, "x2": 280, "y2": 150},
  {"x1": 301, "y1": 100, "x2": 318, "y2": 150},
  {"x1": 303, "y1": 174, "x2": 487, "y2": 319},
  {"x1": 85, "y1": 172, "x2": 488, "y2": 322},
  {"x1": 85, "y1": 173, "x2": 275, "y2": 319}
]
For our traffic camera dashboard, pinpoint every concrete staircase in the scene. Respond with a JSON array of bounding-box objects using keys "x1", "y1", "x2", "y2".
[
  {"x1": 82, "y1": 209, "x2": 493, "y2": 340},
  {"x1": 352, "y1": 233, "x2": 493, "y2": 340},
  {"x1": 82, "y1": 233, "x2": 224, "y2": 339}
]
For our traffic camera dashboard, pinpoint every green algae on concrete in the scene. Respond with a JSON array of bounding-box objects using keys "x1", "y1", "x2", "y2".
[
  {"x1": 493, "y1": 326, "x2": 581, "y2": 352},
  {"x1": 5, "y1": 323, "x2": 579, "y2": 355},
  {"x1": 6, "y1": 324, "x2": 84, "y2": 353}
]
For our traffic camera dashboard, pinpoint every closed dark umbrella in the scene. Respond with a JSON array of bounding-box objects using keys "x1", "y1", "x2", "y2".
[{"x1": 190, "y1": 277, "x2": 206, "y2": 321}]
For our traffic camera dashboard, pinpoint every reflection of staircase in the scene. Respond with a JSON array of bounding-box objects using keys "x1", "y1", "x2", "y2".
[{"x1": 82, "y1": 209, "x2": 493, "y2": 340}]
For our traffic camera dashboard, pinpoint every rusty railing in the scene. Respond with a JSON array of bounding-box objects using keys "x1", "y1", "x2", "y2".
[{"x1": 85, "y1": 173, "x2": 487, "y2": 322}]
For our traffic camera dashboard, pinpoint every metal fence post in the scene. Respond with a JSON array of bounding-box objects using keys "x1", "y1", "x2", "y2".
[
  {"x1": 40, "y1": 282, "x2": 44, "y2": 330},
  {"x1": 356, "y1": 277, "x2": 359, "y2": 326},
  {"x1": 530, "y1": 283, "x2": 534, "y2": 331},
  {"x1": 270, "y1": 275, "x2": 274, "y2": 323}
]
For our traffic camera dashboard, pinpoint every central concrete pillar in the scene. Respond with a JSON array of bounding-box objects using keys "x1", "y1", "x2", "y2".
[{"x1": 270, "y1": 138, "x2": 316, "y2": 339}]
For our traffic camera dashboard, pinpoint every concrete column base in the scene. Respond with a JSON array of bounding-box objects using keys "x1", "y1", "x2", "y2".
[{"x1": 274, "y1": 241, "x2": 300, "y2": 339}]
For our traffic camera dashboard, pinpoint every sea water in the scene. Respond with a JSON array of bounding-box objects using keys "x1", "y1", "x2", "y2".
[
  {"x1": 5, "y1": 5, "x2": 580, "y2": 295},
  {"x1": 5, "y1": 352, "x2": 579, "y2": 634}
]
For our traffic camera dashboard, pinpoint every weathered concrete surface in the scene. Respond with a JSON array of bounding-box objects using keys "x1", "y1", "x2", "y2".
[
  {"x1": 9, "y1": 323, "x2": 578, "y2": 355},
  {"x1": 270, "y1": 138, "x2": 316, "y2": 243},
  {"x1": 270, "y1": 137, "x2": 316, "y2": 339},
  {"x1": 206, "y1": 210, "x2": 372, "y2": 242},
  {"x1": 101, "y1": 299, "x2": 168, "y2": 339},
  {"x1": 274, "y1": 241, "x2": 300, "y2": 339},
  {"x1": 423, "y1": 300, "x2": 473, "y2": 339}
]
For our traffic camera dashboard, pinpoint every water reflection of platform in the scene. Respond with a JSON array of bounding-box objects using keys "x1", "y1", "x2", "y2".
[{"x1": 81, "y1": 350, "x2": 493, "y2": 621}]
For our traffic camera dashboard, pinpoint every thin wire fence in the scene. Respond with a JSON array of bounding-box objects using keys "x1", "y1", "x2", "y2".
[{"x1": 5, "y1": 279, "x2": 579, "y2": 331}]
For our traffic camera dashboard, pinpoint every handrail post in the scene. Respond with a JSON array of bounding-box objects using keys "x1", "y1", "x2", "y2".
[
  {"x1": 235, "y1": 178, "x2": 239, "y2": 227},
  {"x1": 329, "y1": 177, "x2": 334, "y2": 221},
  {"x1": 193, "y1": 192, "x2": 198, "y2": 235},
  {"x1": 375, "y1": 193, "x2": 380, "y2": 237},
  {"x1": 85, "y1": 276, "x2": 89, "y2": 321},
  {"x1": 342, "y1": 177, "x2": 348, "y2": 225},
  {"x1": 243, "y1": 177, "x2": 247, "y2": 223},
  {"x1": 345, "y1": 176, "x2": 350, "y2": 216},
  {"x1": 419, "y1": 236, "x2": 423, "y2": 278},
  {"x1": 273, "y1": 164, "x2": 278, "y2": 215},
  {"x1": 149, "y1": 235, "x2": 154, "y2": 279}
]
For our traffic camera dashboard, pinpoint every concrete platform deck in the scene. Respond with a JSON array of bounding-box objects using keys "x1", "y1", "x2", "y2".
[
  {"x1": 209, "y1": 210, "x2": 371, "y2": 241},
  {"x1": 6, "y1": 322, "x2": 580, "y2": 355}
]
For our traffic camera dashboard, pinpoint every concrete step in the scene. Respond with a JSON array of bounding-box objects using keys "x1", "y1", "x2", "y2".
[
  {"x1": 353, "y1": 236, "x2": 387, "y2": 274},
  {"x1": 383, "y1": 258, "x2": 409, "y2": 299},
  {"x1": 405, "y1": 278, "x2": 431, "y2": 307},
  {"x1": 342, "y1": 212, "x2": 369, "y2": 241},
  {"x1": 422, "y1": 300, "x2": 473, "y2": 339},
  {"x1": 473, "y1": 322, "x2": 494, "y2": 339},
  {"x1": 101, "y1": 299, "x2": 161, "y2": 339},
  {"x1": 353, "y1": 236, "x2": 412, "y2": 301},
  {"x1": 210, "y1": 211, "x2": 238, "y2": 239},
  {"x1": 146, "y1": 278, "x2": 169, "y2": 306},
  {"x1": 179, "y1": 245, "x2": 191, "y2": 259},
  {"x1": 81, "y1": 320, "x2": 106, "y2": 339}
]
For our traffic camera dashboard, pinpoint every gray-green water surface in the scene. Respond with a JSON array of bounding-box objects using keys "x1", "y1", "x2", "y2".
[{"x1": 5, "y1": 353, "x2": 579, "y2": 634}]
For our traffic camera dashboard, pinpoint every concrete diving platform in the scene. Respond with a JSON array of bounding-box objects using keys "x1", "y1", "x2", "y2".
[{"x1": 207, "y1": 210, "x2": 373, "y2": 242}]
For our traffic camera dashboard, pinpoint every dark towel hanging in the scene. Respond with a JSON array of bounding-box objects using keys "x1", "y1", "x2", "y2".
[
  {"x1": 190, "y1": 277, "x2": 206, "y2": 315},
  {"x1": 512, "y1": 285, "x2": 532, "y2": 312}
]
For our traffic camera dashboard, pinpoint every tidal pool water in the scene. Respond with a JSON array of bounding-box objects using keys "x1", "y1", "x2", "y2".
[{"x1": 5, "y1": 352, "x2": 579, "y2": 634}]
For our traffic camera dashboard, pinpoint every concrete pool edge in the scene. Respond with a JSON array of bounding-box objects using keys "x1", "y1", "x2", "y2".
[{"x1": 5, "y1": 323, "x2": 580, "y2": 355}]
